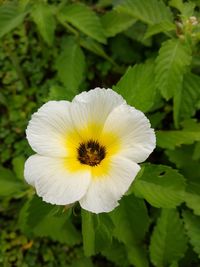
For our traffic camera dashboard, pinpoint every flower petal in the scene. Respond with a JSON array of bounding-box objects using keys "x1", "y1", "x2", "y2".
[
  {"x1": 79, "y1": 156, "x2": 140, "y2": 213},
  {"x1": 26, "y1": 101, "x2": 72, "y2": 157},
  {"x1": 24, "y1": 154, "x2": 91, "y2": 205},
  {"x1": 103, "y1": 104, "x2": 156, "y2": 163},
  {"x1": 71, "y1": 88, "x2": 125, "y2": 132}
]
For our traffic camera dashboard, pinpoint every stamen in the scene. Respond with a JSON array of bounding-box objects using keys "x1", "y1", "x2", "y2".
[{"x1": 77, "y1": 140, "x2": 106, "y2": 166}]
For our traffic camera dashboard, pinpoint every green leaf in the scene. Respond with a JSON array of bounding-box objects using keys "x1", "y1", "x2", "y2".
[
  {"x1": 108, "y1": 196, "x2": 150, "y2": 267},
  {"x1": 144, "y1": 21, "x2": 176, "y2": 39},
  {"x1": 101, "y1": 239, "x2": 130, "y2": 267},
  {"x1": 110, "y1": 194, "x2": 150, "y2": 246},
  {"x1": 127, "y1": 245, "x2": 149, "y2": 267},
  {"x1": 0, "y1": 166, "x2": 25, "y2": 197},
  {"x1": 56, "y1": 37, "x2": 86, "y2": 93},
  {"x1": 12, "y1": 155, "x2": 25, "y2": 180},
  {"x1": 150, "y1": 209, "x2": 187, "y2": 266},
  {"x1": 170, "y1": 0, "x2": 195, "y2": 17},
  {"x1": 48, "y1": 85, "x2": 75, "y2": 101},
  {"x1": 133, "y1": 164, "x2": 186, "y2": 208},
  {"x1": 114, "y1": 0, "x2": 172, "y2": 25},
  {"x1": 174, "y1": 73, "x2": 200, "y2": 126},
  {"x1": 155, "y1": 39, "x2": 191, "y2": 100},
  {"x1": 101, "y1": 10, "x2": 136, "y2": 37},
  {"x1": 185, "y1": 182, "x2": 200, "y2": 216},
  {"x1": 157, "y1": 120, "x2": 200, "y2": 149},
  {"x1": 114, "y1": 61, "x2": 156, "y2": 112},
  {"x1": 58, "y1": 3, "x2": 106, "y2": 43},
  {"x1": 82, "y1": 210, "x2": 95, "y2": 256},
  {"x1": 25, "y1": 196, "x2": 81, "y2": 245},
  {"x1": 81, "y1": 211, "x2": 113, "y2": 257},
  {"x1": 0, "y1": 2, "x2": 27, "y2": 38},
  {"x1": 31, "y1": 2, "x2": 56, "y2": 46},
  {"x1": 183, "y1": 210, "x2": 200, "y2": 257}
]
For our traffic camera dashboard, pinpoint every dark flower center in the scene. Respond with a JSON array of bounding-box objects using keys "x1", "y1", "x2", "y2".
[{"x1": 77, "y1": 140, "x2": 106, "y2": 166}]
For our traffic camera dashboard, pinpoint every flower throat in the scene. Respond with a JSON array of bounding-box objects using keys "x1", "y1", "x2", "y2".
[{"x1": 77, "y1": 140, "x2": 106, "y2": 166}]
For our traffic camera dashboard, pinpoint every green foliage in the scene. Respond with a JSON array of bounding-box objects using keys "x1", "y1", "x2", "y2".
[
  {"x1": 183, "y1": 211, "x2": 200, "y2": 257},
  {"x1": 114, "y1": 61, "x2": 156, "y2": 112},
  {"x1": 56, "y1": 36, "x2": 86, "y2": 93},
  {"x1": 115, "y1": 0, "x2": 173, "y2": 25},
  {"x1": 155, "y1": 39, "x2": 191, "y2": 101},
  {"x1": 31, "y1": 2, "x2": 56, "y2": 46},
  {"x1": 133, "y1": 164, "x2": 186, "y2": 208},
  {"x1": 58, "y1": 3, "x2": 106, "y2": 43},
  {"x1": 157, "y1": 120, "x2": 200, "y2": 149},
  {"x1": 0, "y1": 2, "x2": 27, "y2": 38},
  {"x1": 1, "y1": 0, "x2": 200, "y2": 266},
  {"x1": 150, "y1": 209, "x2": 187, "y2": 266}
]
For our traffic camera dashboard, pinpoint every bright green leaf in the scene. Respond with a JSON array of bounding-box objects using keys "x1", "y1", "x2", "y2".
[
  {"x1": 110, "y1": 194, "x2": 150, "y2": 246},
  {"x1": 174, "y1": 73, "x2": 200, "y2": 127},
  {"x1": 127, "y1": 245, "x2": 149, "y2": 267},
  {"x1": 133, "y1": 164, "x2": 186, "y2": 208},
  {"x1": 56, "y1": 37, "x2": 86, "y2": 93},
  {"x1": 114, "y1": 0, "x2": 172, "y2": 25},
  {"x1": 12, "y1": 155, "x2": 25, "y2": 180},
  {"x1": 101, "y1": 10, "x2": 136, "y2": 37},
  {"x1": 25, "y1": 196, "x2": 80, "y2": 245},
  {"x1": 144, "y1": 21, "x2": 175, "y2": 39},
  {"x1": 0, "y1": 166, "x2": 25, "y2": 197},
  {"x1": 0, "y1": 2, "x2": 27, "y2": 38},
  {"x1": 31, "y1": 2, "x2": 56, "y2": 45},
  {"x1": 183, "y1": 210, "x2": 200, "y2": 257},
  {"x1": 155, "y1": 39, "x2": 191, "y2": 100},
  {"x1": 58, "y1": 3, "x2": 106, "y2": 43},
  {"x1": 150, "y1": 209, "x2": 187, "y2": 266},
  {"x1": 114, "y1": 61, "x2": 156, "y2": 112},
  {"x1": 157, "y1": 120, "x2": 200, "y2": 149}
]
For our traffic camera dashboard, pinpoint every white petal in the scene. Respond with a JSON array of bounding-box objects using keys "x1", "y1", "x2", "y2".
[
  {"x1": 26, "y1": 101, "x2": 72, "y2": 157},
  {"x1": 103, "y1": 104, "x2": 156, "y2": 163},
  {"x1": 71, "y1": 88, "x2": 125, "y2": 130},
  {"x1": 79, "y1": 156, "x2": 140, "y2": 213},
  {"x1": 24, "y1": 155, "x2": 91, "y2": 205}
]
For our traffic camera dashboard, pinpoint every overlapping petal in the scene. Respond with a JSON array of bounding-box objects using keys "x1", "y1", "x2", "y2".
[
  {"x1": 24, "y1": 154, "x2": 91, "y2": 205},
  {"x1": 103, "y1": 104, "x2": 156, "y2": 163},
  {"x1": 26, "y1": 101, "x2": 72, "y2": 157},
  {"x1": 24, "y1": 88, "x2": 156, "y2": 213},
  {"x1": 79, "y1": 156, "x2": 140, "y2": 213}
]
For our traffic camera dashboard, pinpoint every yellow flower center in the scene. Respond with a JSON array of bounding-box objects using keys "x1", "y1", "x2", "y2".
[{"x1": 77, "y1": 140, "x2": 106, "y2": 166}]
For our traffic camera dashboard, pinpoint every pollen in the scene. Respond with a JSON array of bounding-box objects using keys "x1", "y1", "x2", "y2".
[{"x1": 77, "y1": 140, "x2": 106, "y2": 166}]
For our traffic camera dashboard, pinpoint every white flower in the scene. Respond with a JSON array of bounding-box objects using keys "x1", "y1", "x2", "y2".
[{"x1": 24, "y1": 88, "x2": 156, "y2": 213}]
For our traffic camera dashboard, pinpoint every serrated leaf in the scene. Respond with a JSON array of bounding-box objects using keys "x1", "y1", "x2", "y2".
[
  {"x1": 133, "y1": 164, "x2": 186, "y2": 208},
  {"x1": 174, "y1": 73, "x2": 200, "y2": 126},
  {"x1": 0, "y1": 166, "x2": 25, "y2": 197},
  {"x1": 82, "y1": 211, "x2": 113, "y2": 257},
  {"x1": 144, "y1": 21, "x2": 175, "y2": 39},
  {"x1": 155, "y1": 39, "x2": 191, "y2": 100},
  {"x1": 101, "y1": 239, "x2": 130, "y2": 267},
  {"x1": 150, "y1": 209, "x2": 187, "y2": 266},
  {"x1": 114, "y1": 0, "x2": 172, "y2": 25},
  {"x1": 56, "y1": 37, "x2": 85, "y2": 93},
  {"x1": 58, "y1": 3, "x2": 106, "y2": 43},
  {"x1": 25, "y1": 196, "x2": 81, "y2": 245},
  {"x1": 110, "y1": 194, "x2": 150, "y2": 246},
  {"x1": 0, "y1": 2, "x2": 26, "y2": 38},
  {"x1": 114, "y1": 61, "x2": 156, "y2": 112},
  {"x1": 183, "y1": 210, "x2": 200, "y2": 257},
  {"x1": 101, "y1": 10, "x2": 136, "y2": 37},
  {"x1": 31, "y1": 2, "x2": 56, "y2": 45},
  {"x1": 157, "y1": 121, "x2": 200, "y2": 149},
  {"x1": 185, "y1": 182, "x2": 200, "y2": 216},
  {"x1": 170, "y1": 0, "x2": 195, "y2": 17},
  {"x1": 127, "y1": 245, "x2": 149, "y2": 267}
]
